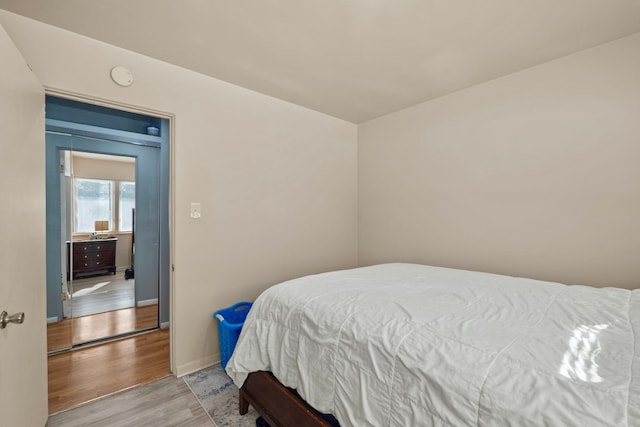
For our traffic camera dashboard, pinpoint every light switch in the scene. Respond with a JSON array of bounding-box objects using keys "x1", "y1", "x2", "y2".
[{"x1": 190, "y1": 202, "x2": 202, "y2": 219}]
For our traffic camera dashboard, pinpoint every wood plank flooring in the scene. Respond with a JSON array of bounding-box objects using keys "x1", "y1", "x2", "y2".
[
  {"x1": 46, "y1": 375, "x2": 212, "y2": 427},
  {"x1": 48, "y1": 328, "x2": 171, "y2": 415},
  {"x1": 47, "y1": 304, "x2": 158, "y2": 352},
  {"x1": 69, "y1": 272, "x2": 135, "y2": 317}
]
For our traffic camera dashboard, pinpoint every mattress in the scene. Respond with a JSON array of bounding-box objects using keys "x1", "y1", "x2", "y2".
[{"x1": 226, "y1": 263, "x2": 640, "y2": 426}]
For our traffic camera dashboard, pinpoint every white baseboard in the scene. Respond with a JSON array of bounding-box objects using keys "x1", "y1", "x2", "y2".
[
  {"x1": 160, "y1": 321, "x2": 170, "y2": 329},
  {"x1": 137, "y1": 298, "x2": 158, "y2": 307},
  {"x1": 47, "y1": 316, "x2": 58, "y2": 324},
  {"x1": 175, "y1": 355, "x2": 219, "y2": 377}
]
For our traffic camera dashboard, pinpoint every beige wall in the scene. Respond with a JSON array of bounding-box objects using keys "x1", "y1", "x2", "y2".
[
  {"x1": 359, "y1": 33, "x2": 640, "y2": 289},
  {"x1": 0, "y1": 11, "x2": 358, "y2": 375}
]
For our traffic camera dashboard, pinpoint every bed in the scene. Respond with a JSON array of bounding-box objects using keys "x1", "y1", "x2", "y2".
[{"x1": 225, "y1": 263, "x2": 640, "y2": 426}]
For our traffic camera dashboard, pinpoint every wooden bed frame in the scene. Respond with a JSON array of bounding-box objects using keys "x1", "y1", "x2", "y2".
[{"x1": 239, "y1": 371, "x2": 339, "y2": 427}]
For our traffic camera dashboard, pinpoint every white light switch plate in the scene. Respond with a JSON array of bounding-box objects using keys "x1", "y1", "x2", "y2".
[{"x1": 190, "y1": 202, "x2": 201, "y2": 219}]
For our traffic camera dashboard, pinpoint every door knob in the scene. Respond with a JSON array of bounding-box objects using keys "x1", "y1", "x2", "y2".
[{"x1": 0, "y1": 311, "x2": 25, "y2": 329}]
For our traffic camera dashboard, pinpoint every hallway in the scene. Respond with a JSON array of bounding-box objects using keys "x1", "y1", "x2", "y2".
[{"x1": 48, "y1": 328, "x2": 170, "y2": 414}]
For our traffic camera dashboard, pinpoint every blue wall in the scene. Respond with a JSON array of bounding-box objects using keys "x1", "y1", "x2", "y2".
[{"x1": 46, "y1": 96, "x2": 163, "y2": 136}]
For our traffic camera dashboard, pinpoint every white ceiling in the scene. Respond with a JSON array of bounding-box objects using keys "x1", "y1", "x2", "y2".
[{"x1": 1, "y1": 1, "x2": 639, "y2": 123}]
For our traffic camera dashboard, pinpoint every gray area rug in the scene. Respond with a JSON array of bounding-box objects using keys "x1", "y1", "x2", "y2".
[{"x1": 184, "y1": 364, "x2": 260, "y2": 427}]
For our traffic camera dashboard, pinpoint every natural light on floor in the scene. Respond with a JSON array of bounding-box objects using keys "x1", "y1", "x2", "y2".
[{"x1": 72, "y1": 281, "x2": 111, "y2": 297}]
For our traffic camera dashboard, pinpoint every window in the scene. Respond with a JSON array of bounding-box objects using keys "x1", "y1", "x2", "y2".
[
  {"x1": 74, "y1": 178, "x2": 135, "y2": 234},
  {"x1": 75, "y1": 178, "x2": 113, "y2": 233},
  {"x1": 119, "y1": 181, "x2": 135, "y2": 232}
]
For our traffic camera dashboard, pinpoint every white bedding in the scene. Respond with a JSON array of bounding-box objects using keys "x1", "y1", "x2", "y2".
[{"x1": 226, "y1": 263, "x2": 640, "y2": 426}]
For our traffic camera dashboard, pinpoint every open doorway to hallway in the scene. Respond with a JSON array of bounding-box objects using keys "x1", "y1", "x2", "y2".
[{"x1": 44, "y1": 94, "x2": 171, "y2": 411}]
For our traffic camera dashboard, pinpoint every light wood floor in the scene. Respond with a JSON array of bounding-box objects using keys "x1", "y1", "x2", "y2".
[
  {"x1": 48, "y1": 328, "x2": 171, "y2": 415},
  {"x1": 46, "y1": 375, "x2": 212, "y2": 427},
  {"x1": 48, "y1": 304, "x2": 158, "y2": 352},
  {"x1": 69, "y1": 272, "x2": 135, "y2": 317}
]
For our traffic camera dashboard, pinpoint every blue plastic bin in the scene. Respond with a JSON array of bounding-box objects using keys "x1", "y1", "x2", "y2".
[{"x1": 214, "y1": 301, "x2": 253, "y2": 368}]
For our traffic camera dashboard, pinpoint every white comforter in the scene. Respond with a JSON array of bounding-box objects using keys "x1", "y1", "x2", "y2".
[{"x1": 226, "y1": 263, "x2": 640, "y2": 426}]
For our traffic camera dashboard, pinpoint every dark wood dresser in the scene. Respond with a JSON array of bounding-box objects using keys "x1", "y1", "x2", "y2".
[{"x1": 67, "y1": 238, "x2": 117, "y2": 280}]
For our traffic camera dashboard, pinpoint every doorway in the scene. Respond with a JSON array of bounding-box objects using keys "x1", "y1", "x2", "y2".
[{"x1": 45, "y1": 95, "x2": 170, "y2": 353}]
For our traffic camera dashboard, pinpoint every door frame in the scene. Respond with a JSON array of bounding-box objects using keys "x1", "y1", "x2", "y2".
[{"x1": 46, "y1": 88, "x2": 175, "y2": 373}]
